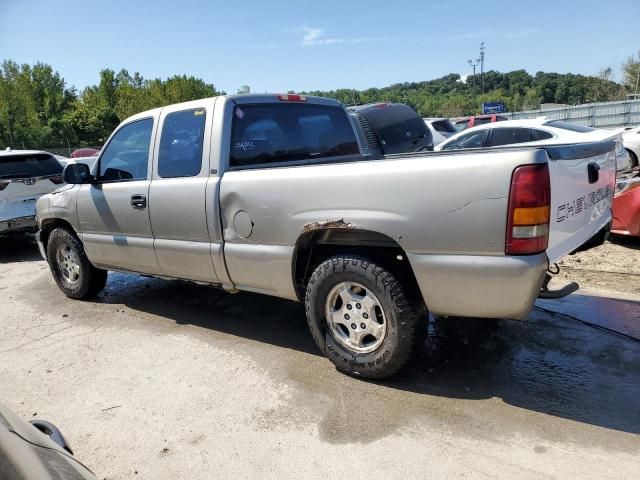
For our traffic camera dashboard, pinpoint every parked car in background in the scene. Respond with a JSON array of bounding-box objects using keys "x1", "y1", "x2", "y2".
[
  {"x1": 423, "y1": 118, "x2": 457, "y2": 146},
  {"x1": 1, "y1": 150, "x2": 64, "y2": 235},
  {"x1": 452, "y1": 114, "x2": 508, "y2": 132},
  {"x1": 0, "y1": 400, "x2": 96, "y2": 479},
  {"x1": 622, "y1": 125, "x2": 640, "y2": 168},
  {"x1": 71, "y1": 148, "x2": 100, "y2": 158},
  {"x1": 348, "y1": 102, "x2": 433, "y2": 154},
  {"x1": 612, "y1": 171, "x2": 640, "y2": 237},
  {"x1": 37, "y1": 93, "x2": 615, "y2": 379},
  {"x1": 435, "y1": 118, "x2": 631, "y2": 174}
]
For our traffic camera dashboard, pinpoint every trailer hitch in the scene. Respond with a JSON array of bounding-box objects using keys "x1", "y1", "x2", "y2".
[{"x1": 538, "y1": 263, "x2": 579, "y2": 300}]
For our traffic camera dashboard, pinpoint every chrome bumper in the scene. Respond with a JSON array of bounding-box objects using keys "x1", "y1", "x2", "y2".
[{"x1": 407, "y1": 252, "x2": 548, "y2": 320}]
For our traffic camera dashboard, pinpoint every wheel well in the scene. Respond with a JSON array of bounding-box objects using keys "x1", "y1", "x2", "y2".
[
  {"x1": 40, "y1": 219, "x2": 76, "y2": 252},
  {"x1": 626, "y1": 148, "x2": 638, "y2": 167},
  {"x1": 292, "y1": 228, "x2": 424, "y2": 304}
]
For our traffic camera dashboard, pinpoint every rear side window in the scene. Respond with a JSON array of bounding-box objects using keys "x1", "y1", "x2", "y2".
[
  {"x1": 442, "y1": 130, "x2": 486, "y2": 150},
  {"x1": 431, "y1": 119, "x2": 457, "y2": 133},
  {"x1": 158, "y1": 109, "x2": 206, "y2": 178},
  {"x1": 489, "y1": 128, "x2": 531, "y2": 146},
  {"x1": 530, "y1": 129, "x2": 553, "y2": 141},
  {"x1": 0, "y1": 153, "x2": 62, "y2": 179},
  {"x1": 230, "y1": 103, "x2": 359, "y2": 168},
  {"x1": 99, "y1": 118, "x2": 153, "y2": 182},
  {"x1": 544, "y1": 120, "x2": 594, "y2": 133}
]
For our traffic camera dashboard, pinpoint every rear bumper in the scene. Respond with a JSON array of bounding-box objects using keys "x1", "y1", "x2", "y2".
[
  {"x1": 407, "y1": 252, "x2": 548, "y2": 320},
  {"x1": 0, "y1": 215, "x2": 37, "y2": 234}
]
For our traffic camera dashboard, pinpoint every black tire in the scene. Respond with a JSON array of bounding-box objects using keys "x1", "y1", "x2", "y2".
[
  {"x1": 46, "y1": 227, "x2": 108, "y2": 299},
  {"x1": 305, "y1": 255, "x2": 424, "y2": 379},
  {"x1": 627, "y1": 149, "x2": 638, "y2": 169}
]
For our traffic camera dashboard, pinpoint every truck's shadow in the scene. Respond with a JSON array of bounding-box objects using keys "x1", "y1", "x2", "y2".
[
  {"x1": 98, "y1": 272, "x2": 640, "y2": 437},
  {"x1": 0, "y1": 234, "x2": 43, "y2": 263}
]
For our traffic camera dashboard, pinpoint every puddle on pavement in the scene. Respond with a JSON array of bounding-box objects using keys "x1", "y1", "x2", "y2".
[{"x1": 22, "y1": 269, "x2": 640, "y2": 452}]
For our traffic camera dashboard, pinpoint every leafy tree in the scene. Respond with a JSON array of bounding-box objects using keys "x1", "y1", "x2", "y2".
[{"x1": 623, "y1": 51, "x2": 640, "y2": 94}]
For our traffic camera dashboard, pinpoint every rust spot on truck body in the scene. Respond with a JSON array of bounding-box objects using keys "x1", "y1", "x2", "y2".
[{"x1": 302, "y1": 218, "x2": 355, "y2": 233}]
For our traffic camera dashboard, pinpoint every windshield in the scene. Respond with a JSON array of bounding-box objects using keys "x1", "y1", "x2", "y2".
[{"x1": 0, "y1": 153, "x2": 62, "y2": 180}]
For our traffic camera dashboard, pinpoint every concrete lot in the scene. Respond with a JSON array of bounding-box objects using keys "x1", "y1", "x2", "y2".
[{"x1": 1, "y1": 236, "x2": 639, "y2": 479}]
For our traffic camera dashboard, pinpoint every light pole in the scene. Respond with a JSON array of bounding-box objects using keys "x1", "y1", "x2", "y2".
[
  {"x1": 468, "y1": 59, "x2": 480, "y2": 89},
  {"x1": 479, "y1": 42, "x2": 486, "y2": 93}
]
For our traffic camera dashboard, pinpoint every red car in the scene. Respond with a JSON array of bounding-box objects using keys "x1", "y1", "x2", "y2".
[
  {"x1": 612, "y1": 174, "x2": 640, "y2": 236},
  {"x1": 452, "y1": 114, "x2": 508, "y2": 132},
  {"x1": 70, "y1": 148, "x2": 100, "y2": 158}
]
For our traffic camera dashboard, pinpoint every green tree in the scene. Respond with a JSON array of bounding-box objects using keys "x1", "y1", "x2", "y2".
[{"x1": 622, "y1": 51, "x2": 640, "y2": 94}]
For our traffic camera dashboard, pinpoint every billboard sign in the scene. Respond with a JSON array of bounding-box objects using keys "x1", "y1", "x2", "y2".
[{"x1": 482, "y1": 102, "x2": 506, "y2": 114}]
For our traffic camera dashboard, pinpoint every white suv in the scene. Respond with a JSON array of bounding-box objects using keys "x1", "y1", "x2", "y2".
[{"x1": 0, "y1": 150, "x2": 64, "y2": 235}]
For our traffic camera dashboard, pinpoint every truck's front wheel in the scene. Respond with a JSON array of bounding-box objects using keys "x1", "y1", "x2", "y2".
[
  {"x1": 47, "y1": 227, "x2": 108, "y2": 299},
  {"x1": 305, "y1": 255, "x2": 423, "y2": 379}
]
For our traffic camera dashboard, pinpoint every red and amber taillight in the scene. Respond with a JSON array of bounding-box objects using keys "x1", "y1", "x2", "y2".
[{"x1": 506, "y1": 164, "x2": 550, "y2": 255}]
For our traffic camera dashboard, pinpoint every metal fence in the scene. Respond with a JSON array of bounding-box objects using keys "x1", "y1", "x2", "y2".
[{"x1": 503, "y1": 99, "x2": 640, "y2": 129}]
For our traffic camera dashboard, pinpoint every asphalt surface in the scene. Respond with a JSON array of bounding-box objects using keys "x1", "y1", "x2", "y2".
[{"x1": 1, "y1": 235, "x2": 639, "y2": 479}]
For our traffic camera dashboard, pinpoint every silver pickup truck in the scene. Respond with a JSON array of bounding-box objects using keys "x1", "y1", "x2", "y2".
[{"x1": 36, "y1": 94, "x2": 615, "y2": 379}]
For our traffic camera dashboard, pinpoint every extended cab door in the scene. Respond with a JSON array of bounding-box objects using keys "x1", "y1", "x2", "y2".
[
  {"x1": 76, "y1": 115, "x2": 162, "y2": 274},
  {"x1": 147, "y1": 100, "x2": 220, "y2": 283}
]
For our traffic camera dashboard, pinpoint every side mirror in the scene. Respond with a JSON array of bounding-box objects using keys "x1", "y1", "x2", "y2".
[{"x1": 62, "y1": 163, "x2": 92, "y2": 184}]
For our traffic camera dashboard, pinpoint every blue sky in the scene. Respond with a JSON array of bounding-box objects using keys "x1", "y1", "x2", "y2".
[{"x1": 1, "y1": 0, "x2": 638, "y2": 93}]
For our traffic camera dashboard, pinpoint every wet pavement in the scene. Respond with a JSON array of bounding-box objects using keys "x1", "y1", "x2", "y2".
[
  {"x1": 1, "y1": 236, "x2": 639, "y2": 479},
  {"x1": 537, "y1": 292, "x2": 640, "y2": 340}
]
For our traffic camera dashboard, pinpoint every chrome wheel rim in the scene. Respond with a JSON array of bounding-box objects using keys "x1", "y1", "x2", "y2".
[
  {"x1": 325, "y1": 281, "x2": 387, "y2": 353},
  {"x1": 56, "y1": 244, "x2": 81, "y2": 286}
]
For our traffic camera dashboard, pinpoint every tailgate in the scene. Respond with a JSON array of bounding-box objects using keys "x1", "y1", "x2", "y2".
[{"x1": 546, "y1": 141, "x2": 616, "y2": 262}]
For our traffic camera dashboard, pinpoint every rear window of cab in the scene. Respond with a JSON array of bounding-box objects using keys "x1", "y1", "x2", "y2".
[{"x1": 229, "y1": 103, "x2": 359, "y2": 169}]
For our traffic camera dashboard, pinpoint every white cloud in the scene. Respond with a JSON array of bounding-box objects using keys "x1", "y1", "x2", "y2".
[{"x1": 296, "y1": 25, "x2": 373, "y2": 47}]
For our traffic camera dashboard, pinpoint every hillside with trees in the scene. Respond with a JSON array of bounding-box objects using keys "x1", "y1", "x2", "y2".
[
  {"x1": 307, "y1": 68, "x2": 628, "y2": 118},
  {"x1": 1, "y1": 52, "x2": 638, "y2": 151}
]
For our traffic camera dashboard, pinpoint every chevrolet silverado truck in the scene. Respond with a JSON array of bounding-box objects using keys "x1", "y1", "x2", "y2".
[{"x1": 35, "y1": 94, "x2": 615, "y2": 379}]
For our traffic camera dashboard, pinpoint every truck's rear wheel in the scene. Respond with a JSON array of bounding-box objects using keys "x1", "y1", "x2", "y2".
[
  {"x1": 47, "y1": 227, "x2": 107, "y2": 299},
  {"x1": 305, "y1": 255, "x2": 423, "y2": 379}
]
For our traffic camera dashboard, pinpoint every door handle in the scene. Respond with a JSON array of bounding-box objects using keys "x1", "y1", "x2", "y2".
[
  {"x1": 587, "y1": 162, "x2": 600, "y2": 184},
  {"x1": 130, "y1": 194, "x2": 147, "y2": 209}
]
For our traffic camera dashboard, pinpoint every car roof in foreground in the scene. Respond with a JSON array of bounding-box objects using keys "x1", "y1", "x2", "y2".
[{"x1": 0, "y1": 149, "x2": 53, "y2": 158}]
